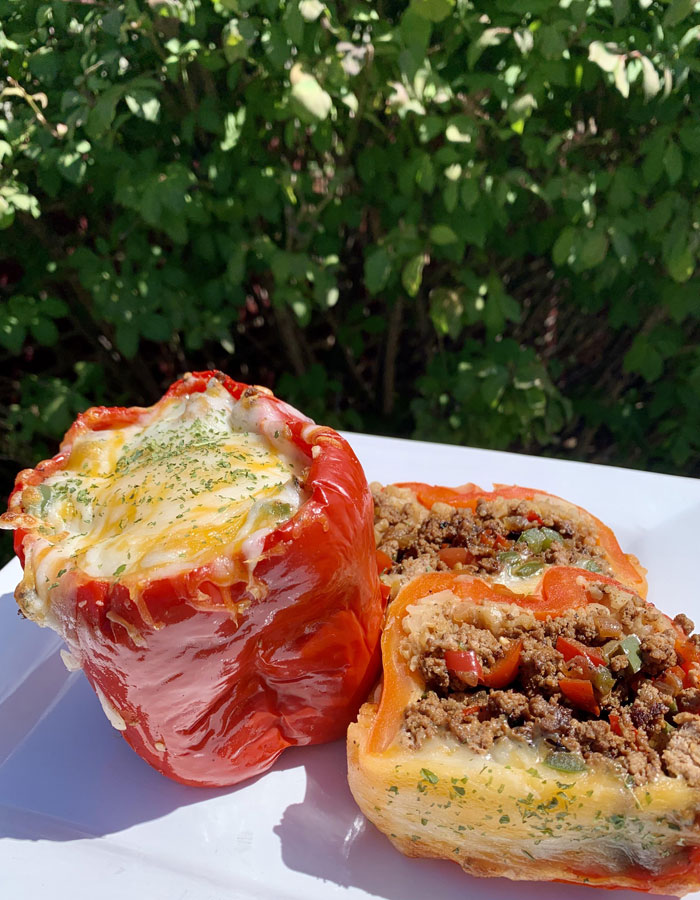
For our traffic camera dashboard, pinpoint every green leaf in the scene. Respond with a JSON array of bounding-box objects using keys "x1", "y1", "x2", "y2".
[
  {"x1": 290, "y1": 71, "x2": 332, "y2": 121},
  {"x1": 679, "y1": 124, "x2": 700, "y2": 154},
  {"x1": 430, "y1": 224, "x2": 458, "y2": 245},
  {"x1": 221, "y1": 108, "x2": 246, "y2": 151},
  {"x1": 613, "y1": 57, "x2": 629, "y2": 98},
  {"x1": 429, "y1": 287, "x2": 464, "y2": 338},
  {"x1": 610, "y1": 227, "x2": 636, "y2": 268},
  {"x1": 624, "y1": 336, "x2": 664, "y2": 382},
  {"x1": 664, "y1": 141, "x2": 683, "y2": 185},
  {"x1": 467, "y1": 27, "x2": 510, "y2": 69},
  {"x1": 30, "y1": 318, "x2": 59, "y2": 346},
  {"x1": 402, "y1": 254, "x2": 425, "y2": 297},
  {"x1": 56, "y1": 150, "x2": 86, "y2": 184},
  {"x1": 125, "y1": 90, "x2": 161, "y2": 122},
  {"x1": 611, "y1": 0, "x2": 630, "y2": 24},
  {"x1": 222, "y1": 19, "x2": 254, "y2": 62},
  {"x1": 588, "y1": 41, "x2": 620, "y2": 74},
  {"x1": 86, "y1": 86, "x2": 122, "y2": 138},
  {"x1": 578, "y1": 229, "x2": 609, "y2": 269},
  {"x1": 552, "y1": 227, "x2": 575, "y2": 266},
  {"x1": 461, "y1": 179, "x2": 479, "y2": 210},
  {"x1": 445, "y1": 115, "x2": 477, "y2": 144},
  {"x1": 365, "y1": 248, "x2": 392, "y2": 295},
  {"x1": 299, "y1": 0, "x2": 324, "y2": 21},
  {"x1": 101, "y1": 9, "x2": 123, "y2": 36},
  {"x1": 666, "y1": 245, "x2": 695, "y2": 283},
  {"x1": 664, "y1": 0, "x2": 695, "y2": 28},
  {"x1": 538, "y1": 25, "x2": 566, "y2": 60},
  {"x1": 410, "y1": 0, "x2": 454, "y2": 23},
  {"x1": 639, "y1": 56, "x2": 660, "y2": 100}
]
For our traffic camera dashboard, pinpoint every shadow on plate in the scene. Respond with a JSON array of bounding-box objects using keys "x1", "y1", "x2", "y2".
[
  {"x1": 0, "y1": 658, "x2": 306, "y2": 843},
  {"x1": 274, "y1": 741, "x2": 676, "y2": 900}
]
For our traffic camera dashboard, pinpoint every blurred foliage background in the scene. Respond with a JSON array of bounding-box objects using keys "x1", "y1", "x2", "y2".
[{"x1": 2, "y1": 0, "x2": 700, "y2": 560}]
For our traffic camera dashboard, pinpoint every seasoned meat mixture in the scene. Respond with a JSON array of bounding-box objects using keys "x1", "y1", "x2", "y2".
[
  {"x1": 373, "y1": 483, "x2": 609, "y2": 591},
  {"x1": 400, "y1": 582, "x2": 700, "y2": 787}
]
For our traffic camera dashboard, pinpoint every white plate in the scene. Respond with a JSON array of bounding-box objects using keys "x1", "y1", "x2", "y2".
[{"x1": 2, "y1": 432, "x2": 700, "y2": 900}]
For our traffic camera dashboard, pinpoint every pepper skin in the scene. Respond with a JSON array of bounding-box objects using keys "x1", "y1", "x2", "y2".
[
  {"x1": 2, "y1": 371, "x2": 384, "y2": 787},
  {"x1": 347, "y1": 571, "x2": 700, "y2": 895},
  {"x1": 394, "y1": 481, "x2": 647, "y2": 597}
]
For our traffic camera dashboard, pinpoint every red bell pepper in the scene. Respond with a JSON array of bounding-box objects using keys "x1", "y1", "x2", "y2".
[
  {"x1": 556, "y1": 635, "x2": 606, "y2": 668},
  {"x1": 2, "y1": 371, "x2": 384, "y2": 787},
  {"x1": 444, "y1": 649, "x2": 483, "y2": 682},
  {"x1": 481, "y1": 639, "x2": 523, "y2": 689},
  {"x1": 438, "y1": 547, "x2": 474, "y2": 568},
  {"x1": 559, "y1": 677, "x2": 601, "y2": 716},
  {"x1": 376, "y1": 549, "x2": 394, "y2": 574}
]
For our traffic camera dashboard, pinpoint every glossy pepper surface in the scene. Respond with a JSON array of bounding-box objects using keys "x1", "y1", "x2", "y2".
[{"x1": 3, "y1": 371, "x2": 384, "y2": 787}]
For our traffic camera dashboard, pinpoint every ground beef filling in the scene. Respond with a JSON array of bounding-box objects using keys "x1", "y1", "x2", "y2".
[
  {"x1": 373, "y1": 484, "x2": 610, "y2": 587},
  {"x1": 401, "y1": 587, "x2": 700, "y2": 787}
]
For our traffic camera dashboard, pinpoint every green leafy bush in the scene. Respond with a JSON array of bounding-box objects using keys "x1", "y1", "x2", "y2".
[{"x1": 2, "y1": 0, "x2": 700, "y2": 544}]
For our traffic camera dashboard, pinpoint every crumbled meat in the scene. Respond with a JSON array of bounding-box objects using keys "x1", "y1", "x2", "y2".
[
  {"x1": 677, "y1": 688, "x2": 700, "y2": 714},
  {"x1": 518, "y1": 644, "x2": 562, "y2": 696},
  {"x1": 674, "y1": 613, "x2": 695, "y2": 636},
  {"x1": 400, "y1": 580, "x2": 700, "y2": 787},
  {"x1": 664, "y1": 716, "x2": 700, "y2": 788},
  {"x1": 373, "y1": 483, "x2": 610, "y2": 586},
  {"x1": 487, "y1": 690, "x2": 529, "y2": 722},
  {"x1": 641, "y1": 630, "x2": 677, "y2": 676}
]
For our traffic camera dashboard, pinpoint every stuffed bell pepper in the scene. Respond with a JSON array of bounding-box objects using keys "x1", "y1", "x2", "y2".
[
  {"x1": 347, "y1": 569, "x2": 700, "y2": 894},
  {"x1": 1, "y1": 371, "x2": 383, "y2": 787},
  {"x1": 373, "y1": 481, "x2": 646, "y2": 601}
]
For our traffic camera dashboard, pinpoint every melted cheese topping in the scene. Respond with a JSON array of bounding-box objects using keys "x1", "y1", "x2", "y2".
[{"x1": 24, "y1": 380, "x2": 307, "y2": 588}]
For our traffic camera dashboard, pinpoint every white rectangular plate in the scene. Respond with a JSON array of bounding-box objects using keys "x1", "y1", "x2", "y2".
[{"x1": 2, "y1": 432, "x2": 700, "y2": 900}]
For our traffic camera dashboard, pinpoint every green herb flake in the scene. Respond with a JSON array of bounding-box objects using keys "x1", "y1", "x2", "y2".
[
  {"x1": 420, "y1": 768, "x2": 439, "y2": 784},
  {"x1": 544, "y1": 751, "x2": 586, "y2": 774},
  {"x1": 113, "y1": 564, "x2": 127, "y2": 576}
]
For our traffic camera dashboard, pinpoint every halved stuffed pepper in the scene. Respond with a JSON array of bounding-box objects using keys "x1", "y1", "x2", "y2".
[
  {"x1": 373, "y1": 481, "x2": 646, "y2": 601},
  {"x1": 347, "y1": 569, "x2": 700, "y2": 894},
  {"x1": 2, "y1": 371, "x2": 383, "y2": 787}
]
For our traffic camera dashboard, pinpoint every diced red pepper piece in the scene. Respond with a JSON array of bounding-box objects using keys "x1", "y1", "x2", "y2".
[
  {"x1": 376, "y1": 549, "x2": 394, "y2": 575},
  {"x1": 559, "y1": 677, "x2": 600, "y2": 716},
  {"x1": 526, "y1": 510, "x2": 544, "y2": 524},
  {"x1": 556, "y1": 635, "x2": 606, "y2": 668},
  {"x1": 438, "y1": 547, "x2": 474, "y2": 568},
  {"x1": 609, "y1": 711, "x2": 623, "y2": 736},
  {"x1": 675, "y1": 635, "x2": 697, "y2": 666},
  {"x1": 481, "y1": 639, "x2": 523, "y2": 689},
  {"x1": 444, "y1": 649, "x2": 483, "y2": 682},
  {"x1": 462, "y1": 704, "x2": 481, "y2": 719}
]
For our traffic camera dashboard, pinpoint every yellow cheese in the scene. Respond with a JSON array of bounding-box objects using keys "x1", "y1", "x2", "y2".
[
  {"x1": 348, "y1": 705, "x2": 700, "y2": 884},
  {"x1": 20, "y1": 380, "x2": 307, "y2": 598}
]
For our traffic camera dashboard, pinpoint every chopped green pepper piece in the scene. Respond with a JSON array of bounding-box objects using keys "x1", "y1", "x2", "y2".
[
  {"x1": 497, "y1": 551, "x2": 521, "y2": 565},
  {"x1": 591, "y1": 665, "x2": 614, "y2": 695},
  {"x1": 579, "y1": 558, "x2": 603, "y2": 573},
  {"x1": 511, "y1": 559, "x2": 545, "y2": 578},
  {"x1": 518, "y1": 528, "x2": 564, "y2": 553},
  {"x1": 540, "y1": 527, "x2": 565, "y2": 545},
  {"x1": 601, "y1": 639, "x2": 621, "y2": 663},
  {"x1": 544, "y1": 751, "x2": 587, "y2": 773},
  {"x1": 620, "y1": 635, "x2": 642, "y2": 673}
]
